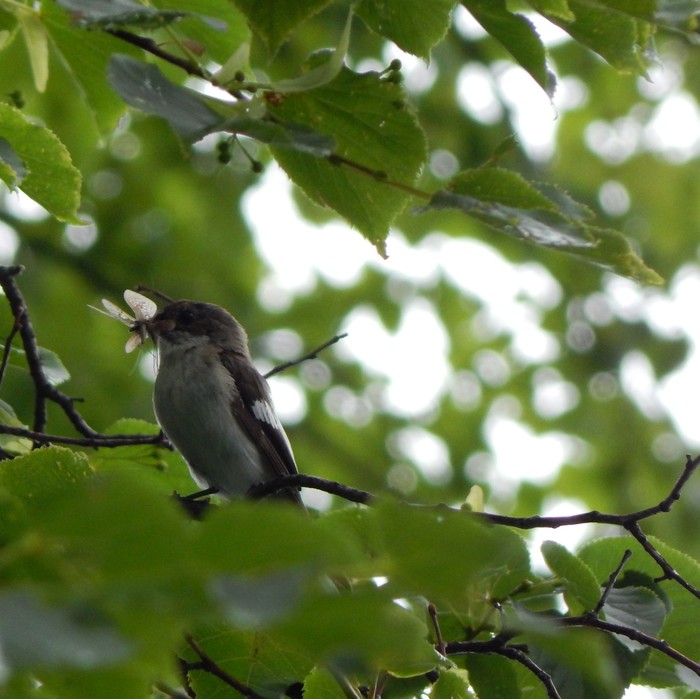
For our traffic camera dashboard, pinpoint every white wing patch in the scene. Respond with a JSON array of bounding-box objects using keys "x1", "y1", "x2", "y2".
[{"x1": 252, "y1": 398, "x2": 296, "y2": 460}]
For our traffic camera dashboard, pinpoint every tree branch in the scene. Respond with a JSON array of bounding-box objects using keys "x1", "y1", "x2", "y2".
[
  {"x1": 184, "y1": 635, "x2": 266, "y2": 698},
  {"x1": 263, "y1": 333, "x2": 348, "y2": 379}
]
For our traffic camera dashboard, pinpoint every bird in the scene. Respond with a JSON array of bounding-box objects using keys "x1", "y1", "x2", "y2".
[{"x1": 143, "y1": 299, "x2": 302, "y2": 504}]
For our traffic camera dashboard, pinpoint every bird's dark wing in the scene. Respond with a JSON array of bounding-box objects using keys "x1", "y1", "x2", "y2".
[{"x1": 220, "y1": 349, "x2": 302, "y2": 504}]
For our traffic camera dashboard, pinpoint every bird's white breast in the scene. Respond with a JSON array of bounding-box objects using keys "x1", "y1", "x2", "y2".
[{"x1": 153, "y1": 340, "x2": 266, "y2": 497}]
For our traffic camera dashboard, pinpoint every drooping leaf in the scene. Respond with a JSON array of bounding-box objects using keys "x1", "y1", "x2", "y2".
[
  {"x1": 529, "y1": 0, "x2": 652, "y2": 74},
  {"x1": 0, "y1": 399, "x2": 31, "y2": 455},
  {"x1": 426, "y1": 168, "x2": 662, "y2": 284},
  {"x1": 356, "y1": 0, "x2": 457, "y2": 59},
  {"x1": 269, "y1": 65, "x2": 427, "y2": 252},
  {"x1": 0, "y1": 102, "x2": 82, "y2": 223},
  {"x1": 463, "y1": 0, "x2": 555, "y2": 95},
  {"x1": 107, "y1": 55, "x2": 223, "y2": 140}
]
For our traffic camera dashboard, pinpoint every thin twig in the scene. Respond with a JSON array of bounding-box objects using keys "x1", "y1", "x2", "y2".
[
  {"x1": 0, "y1": 315, "x2": 20, "y2": 387},
  {"x1": 185, "y1": 635, "x2": 266, "y2": 698},
  {"x1": 625, "y1": 521, "x2": 700, "y2": 600},
  {"x1": 445, "y1": 637, "x2": 561, "y2": 699},
  {"x1": 0, "y1": 424, "x2": 167, "y2": 448},
  {"x1": 562, "y1": 615, "x2": 700, "y2": 679},
  {"x1": 264, "y1": 333, "x2": 348, "y2": 379},
  {"x1": 592, "y1": 549, "x2": 631, "y2": 616},
  {"x1": 428, "y1": 603, "x2": 446, "y2": 656}
]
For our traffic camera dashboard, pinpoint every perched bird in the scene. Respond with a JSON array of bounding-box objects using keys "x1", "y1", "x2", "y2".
[{"x1": 144, "y1": 300, "x2": 302, "y2": 504}]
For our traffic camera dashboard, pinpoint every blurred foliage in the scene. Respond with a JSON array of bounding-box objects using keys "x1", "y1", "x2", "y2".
[{"x1": 1, "y1": 0, "x2": 700, "y2": 697}]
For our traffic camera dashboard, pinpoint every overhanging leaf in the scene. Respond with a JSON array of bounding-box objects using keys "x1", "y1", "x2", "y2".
[
  {"x1": 269, "y1": 65, "x2": 427, "y2": 251},
  {"x1": 542, "y1": 540, "x2": 602, "y2": 614},
  {"x1": 356, "y1": 0, "x2": 457, "y2": 59},
  {"x1": 0, "y1": 103, "x2": 82, "y2": 223},
  {"x1": 463, "y1": 0, "x2": 555, "y2": 95},
  {"x1": 425, "y1": 168, "x2": 662, "y2": 283},
  {"x1": 107, "y1": 55, "x2": 223, "y2": 140},
  {"x1": 602, "y1": 586, "x2": 667, "y2": 651}
]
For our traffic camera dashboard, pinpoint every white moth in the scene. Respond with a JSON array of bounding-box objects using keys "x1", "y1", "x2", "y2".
[{"x1": 90, "y1": 289, "x2": 158, "y2": 353}]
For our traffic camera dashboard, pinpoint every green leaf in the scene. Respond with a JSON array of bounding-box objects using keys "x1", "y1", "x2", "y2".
[
  {"x1": 541, "y1": 540, "x2": 601, "y2": 614},
  {"x1": 0, "y1": 102, "x2": 82, "y2": 223},
  {"x1": 0, "y1": 591, "x2": 131, "y2": 673},
  {"x1": 269, "y1": 65, "x2": 427, "y2": 251},
  {"x1": 356, "y1": 0, "x2": 457, "y2": 59},
  {"x1": 526, "y1": 0, "x2": 574, "y2": 21},
  {"x1": 465, "y1": 655, "x2": 521, "y2": 699},
  {"x1": 274, "y1": 587, "x2": 438, "y2": 676},
  {"x1": 107, "y1": 56, "x2": 335, "y2": 154},
  {"x1": 107, "y1": 55, "x2": 223, "y2": 140},
  {"x1": 266, "y1": 11, "x2": 352, "y2": 92},
  {"x1": 602, "y1": 586, "x2": 667, "y2": 650},
  {"x1": 463, "y1": 0, "x2": 555, "y2": 95},
  {"x1": 0, "y1": 399, "x2": 31, "y2": 455},
  {"x1": 231, "y1": 0, "x2": 332, "y2": 53},
  {"x1": 426, "y1": 168, "x2": 663, "y2": 284},
  {"x1": 529, "y1": 0, "x2": 651, "y2": 74},
  {"x1": 369, "y1": 503, "x2": 530, "y2": 608},
  {"x1": 432, "y1": 667, "x2": 471, "y2": 698},
  {"x1": 55, "y1": 0, "x2": 202, "y2": 30},
  {"x1": 0, "y1": 446, "x2": 93, "y2": 500},
  {"x1": 154, "y1": 0, "x2": 249, "y2": 65},
  {"x1": 16, "y1": 7, "x2": 48, "y2": 92},
  {"x1": 304, "y1": 666, "x2": 348, "y2": 699},
  {"x1": 41, "y1": 1, "x2": 140, "y2": 132}
]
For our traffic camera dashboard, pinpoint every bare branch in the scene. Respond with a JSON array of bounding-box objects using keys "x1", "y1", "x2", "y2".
[
  {"x1": 247, "y1": 473, "x2": 374, "y2": 504},
  {"x1": 592, "y1": 549, "x2": 631, "y2": 616},
  {"x1": 263, "y1": 333, "x2": 349, "y2": 379}
]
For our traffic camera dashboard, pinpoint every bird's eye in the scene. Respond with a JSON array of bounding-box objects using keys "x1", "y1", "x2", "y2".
[{"x1": 179, "y1": 309, "x2": 196, "y2": 324}]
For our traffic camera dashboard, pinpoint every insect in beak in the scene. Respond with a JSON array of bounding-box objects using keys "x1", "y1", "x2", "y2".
[{"x1": 89, "y1": 289, "x2": 158, "y2": 353}]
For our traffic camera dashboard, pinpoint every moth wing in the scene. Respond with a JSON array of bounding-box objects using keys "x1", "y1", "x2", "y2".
[
  {"x1": 99, "y1": 299, "x2": 135, "y2": 326},
  {"x1": 124, "y1": 332, "x2": 145, "y2": 353},
  {"x1": 124, "y1": 290, "x2": 157, "y2": 321}
]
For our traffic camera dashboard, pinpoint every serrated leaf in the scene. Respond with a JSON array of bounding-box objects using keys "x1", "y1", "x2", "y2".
[
  {"x1": 463, "y1": 0, "x2": 555, "y2": 95},
  {"x1": 356, "y1": 0, "x2": 456, "y2": 58},
  {"x1": 0, "y1": 446, "x2": 93, "y2": 500},
  {"x1": 55, "y1": 0, "x2": 194, "y2": 30},
  {"x1": 231, "y1": 0, "x2": 332, "y2": 53},
  {"x1": 426, "y1": 168, "x2": 662, "y2": 284},
  {"x1": 529, "y1": 0, "x2": 651, "y2": 74},
  {"x1": 0, "y1": 103, "x2": 82, "y2": 223},
  {"x1": 269, "y1": 66, "x2": 427, "y2": 250},
  {"x1": 541, "y1": 540, "x2": 601, "y2": 614},
  {"x1": 602, "y1": 586, "x2": 667, "y2": 651}
]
